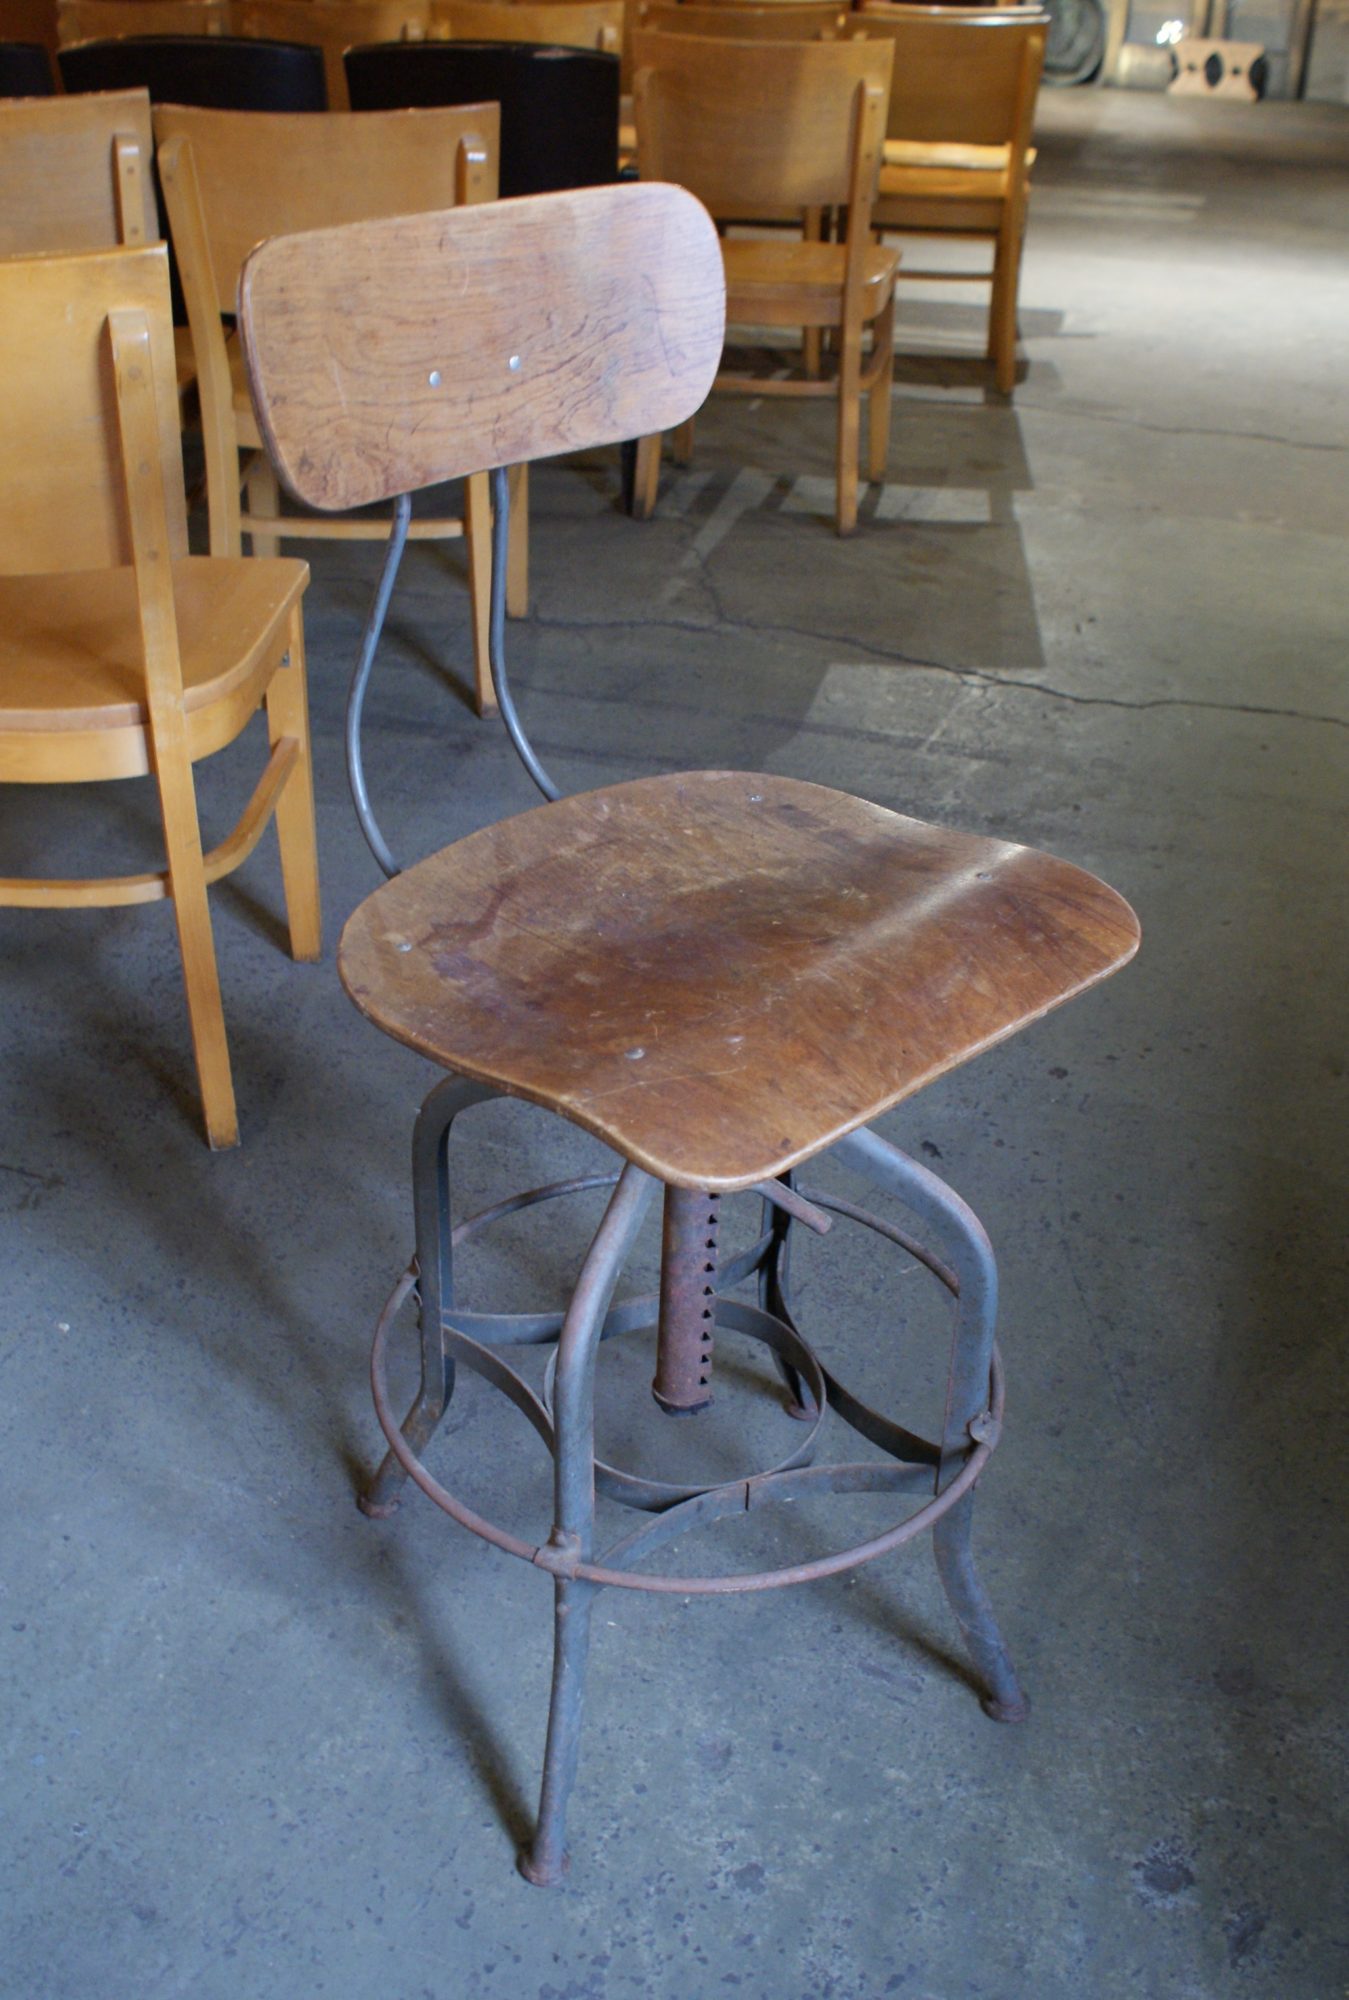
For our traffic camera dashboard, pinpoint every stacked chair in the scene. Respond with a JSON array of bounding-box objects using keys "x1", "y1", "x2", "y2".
[
  {"x1": 156, "y1": 98, "x2": 511, "y2": 716},
  {"x1": 849, "y1": 3, "x2": 1048, "y2": 392}
]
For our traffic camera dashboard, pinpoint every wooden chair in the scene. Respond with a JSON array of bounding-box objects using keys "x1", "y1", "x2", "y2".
[
  {"x1": 57, "y1": 0, "x2": 227, "y2": 41},
  {"x1": 239, "y1": 178, "x2": 1139, "y2": 1884},
  {"x1": 847, "y1": 6, "x2": 1047, "y2": 393},
  {"x1": 0, "y1": 86, "x2": 157, "y2": 252},
  {"x1": 235, "y1": 0, "x2": 431, "y2": 108},
  {"x1": 637, "y1": 0, "x2": 845, "y2": 28},
  {"x1": 157, "y1": 100, "x2": 512, "y2": 716},
  {"x1": 431, "y1": 0, "x2": 622, "y2": 51},
  {"x1": 0, "y1": 242, "x2": 319, "y2": 1148},
  {"x1": 632, "y1": 30, "x2": 897, "y2": 534}
]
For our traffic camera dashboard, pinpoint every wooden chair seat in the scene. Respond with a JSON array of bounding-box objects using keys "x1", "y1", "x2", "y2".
[
  {"x1": 0, "y1": 556, "x2": 306, "y2": 779},
  {"x1": 722, "y1": 237, "x2": 899, "y2": 326},
  {"x1": 338, "y1": 770, "x2": 1140, "y2": 1192},
  {"x1": 882, "y1": 138, "x2": 1017, "y2": 172}
]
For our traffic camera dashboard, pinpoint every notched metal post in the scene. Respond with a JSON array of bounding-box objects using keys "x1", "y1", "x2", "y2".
[{"x1": 652, "y1": 1185, "x2": 718, "y2": 1414}]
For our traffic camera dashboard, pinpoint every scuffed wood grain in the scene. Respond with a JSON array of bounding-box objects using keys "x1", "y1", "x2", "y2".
[{"x1": 339, "y1": 771, "x2": 1140, "y2": 1191}]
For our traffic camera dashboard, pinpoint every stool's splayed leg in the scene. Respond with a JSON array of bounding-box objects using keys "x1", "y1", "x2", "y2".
[
  {"x1": 520, "y1": 1163, "x2": 657, "y2": 1886},
  {"x1": 360, "y1": 1076, "x2": 502, "y2": 1519},
  {"x1": 832, "y1": 1125, "x2": 1028, "y2": 1724}
]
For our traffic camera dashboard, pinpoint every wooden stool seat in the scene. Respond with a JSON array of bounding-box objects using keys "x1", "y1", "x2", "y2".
[
  {"x1": 339, "y1": 770, "x2": 1139, "y2": 1191},
  {"x1": 0, "y1": 557, "x2": 307, "y2": 778}
]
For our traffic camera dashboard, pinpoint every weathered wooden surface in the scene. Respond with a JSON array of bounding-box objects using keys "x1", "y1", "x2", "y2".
[
  {"x1": 339, "y1": 771, "x2": 1141, "y2": 1191},
  {"x1": 239, "y1": 181, "x2": 725, "y2": 507}
]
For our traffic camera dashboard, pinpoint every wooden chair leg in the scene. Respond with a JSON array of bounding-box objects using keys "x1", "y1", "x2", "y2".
[
  {"x1": 464, "y1": 469, "x2": 496, "y2": 717},
  {"x1": 630, "y1": 433, "x2": 661, "y2": 520},
  {"x1": 506, "y1": 462, "x2": 529, "y2": 620},
  {"x1": 243, "y1": 453, "x2": 281, "y2": 560},
  {"x1": 835, "y1": 324, "x2": 862, "y2": 537},
  {"x1": 153, "y1": 722, "x2": 238, "y2": 1149},
  {"x1": 803, "y1": 207, "x2": 823, "y2": 379},
  {"x1": 867, "y1": 294, "x2": 896, "y2": 487},
  {"x1": 988, "y1": 223, "x2": 1023, "y2": 396},
  {"x1": 265, "y1": 603, "x2": 321, "y2": 964},
  {"x1": 671, "y1": 416, "x2": 696, "y2": 467}
]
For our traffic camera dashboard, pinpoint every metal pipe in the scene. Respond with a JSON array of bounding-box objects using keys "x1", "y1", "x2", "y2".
[
  {"x1": 345, "y1": 491, "x2": 412, "y2": 879},
  {"x1": 488, "y1": 463, "x2": 561, "y2": 802}
]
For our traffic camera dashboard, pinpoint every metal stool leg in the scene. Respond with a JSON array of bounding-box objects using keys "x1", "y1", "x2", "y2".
[
  {"x1": 832, "y1": 1125, "x2": 1028, "y2": 1723},
  {"x1": 758, "y1": 1172, "x2": 816, "y2": 1420},
  {"x1": 360, "y1": 1076, "x2": 503, "y2": 1518},
  {"x1": 519, "y1": 1163, "x2": 656, "y2": 1885}
]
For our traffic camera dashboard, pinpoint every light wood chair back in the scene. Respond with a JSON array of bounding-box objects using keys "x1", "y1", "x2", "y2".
[
  {"x1": 0, "y1": 86, "x2": 158, "y2": 257},
  {"x1": 58, "y1": 0, "x2": 226, "y2": 42},
  {"x1": 238, "y1": 181, "x2": 724, "y2": 507},
  {"x1": 235, "y1": 0, "x2": 431, "y2": 107},
  {"x1": 0, "y1": 239, "x2": 185, "y2": 573},
  {"x1": 157, "y1": 98, "x2": 498, "y2": 319},
  {"x1": 157, "y1": 99, "x2": 505, "y2": 712},
  {"x1": 432, "y1": 0, "x2": 621, "y2": 51},
  {"x1": 849, "y1": 5, "x2": 1046, "y2": 145},
  {"x1": 637, "y1": 2, "x2": 846, "y2": 36},
  {"x1": 631, "y1": 29, "x2": 891, "y2": 219}
]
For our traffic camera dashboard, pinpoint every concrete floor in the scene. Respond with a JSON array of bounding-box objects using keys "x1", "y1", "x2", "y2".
[{"x1": 3, "y1": 89, "x2": 1347, "y2": 2000}]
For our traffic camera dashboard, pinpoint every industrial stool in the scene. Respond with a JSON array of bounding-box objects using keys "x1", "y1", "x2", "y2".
[{"x1": 239, "y1": 182, "x2": 1140, "y2": 1883}]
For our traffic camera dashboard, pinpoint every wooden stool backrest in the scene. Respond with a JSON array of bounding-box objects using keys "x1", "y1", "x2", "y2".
[
  {"x1": 432, "y1": 0, "x2": 621, "y2": 49},
  {"x1": 631, "y1": 30, "x2": 892, "y2": 218},
  {"x1": 238, "y1": 181, "x2": 724, "y2": 509},
  {"x1": 847, "y1": 6, "x2": 1046, "y2": 146},
  {"x1": 0, "y1": 85, "x2": 157, "y2": 253},
  {"x1": 235, "y1": 0, "x2": 432, "y2": 106},
  {"x1": 58, "y1": 0, "x2": 226, "y2": 41},
  {"x1": 0, "y1": 241, "x2": 184, "y2": 573},
  {"x1": 155, "y1": 100, "x2": 499, "y2": 316},
  {"x1": 637, "y1": 1, "x2": 846, "y2": 36}
]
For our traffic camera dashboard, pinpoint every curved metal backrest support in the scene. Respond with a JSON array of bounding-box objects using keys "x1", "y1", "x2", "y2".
[{"x1": 241, "y1": 182, "x2": 725, "y2": 863}]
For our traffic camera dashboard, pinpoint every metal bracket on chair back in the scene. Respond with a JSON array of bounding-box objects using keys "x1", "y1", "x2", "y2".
[{"x1": 344, "y1": 466, "x2": 561, "y2": 881}]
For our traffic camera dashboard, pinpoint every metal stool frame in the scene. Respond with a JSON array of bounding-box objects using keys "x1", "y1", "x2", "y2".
[
  {"x1": 340, "y1": 444, "x2": 1031, "y2": 1882},
  {"x1": 361, "y1": 1073, "x2": 1027, "y2": 1885}
]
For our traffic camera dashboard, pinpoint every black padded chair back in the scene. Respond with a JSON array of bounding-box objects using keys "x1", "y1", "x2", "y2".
[
  {"x1": 58, "y1": 34, "x2": 327, "y2": 109},
  {"x1": 0, "y1": 40, "x2": 53, "y2": 93},
  {"x1": 344, "y1": 40, "x2": 617, "y2": 199}
]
